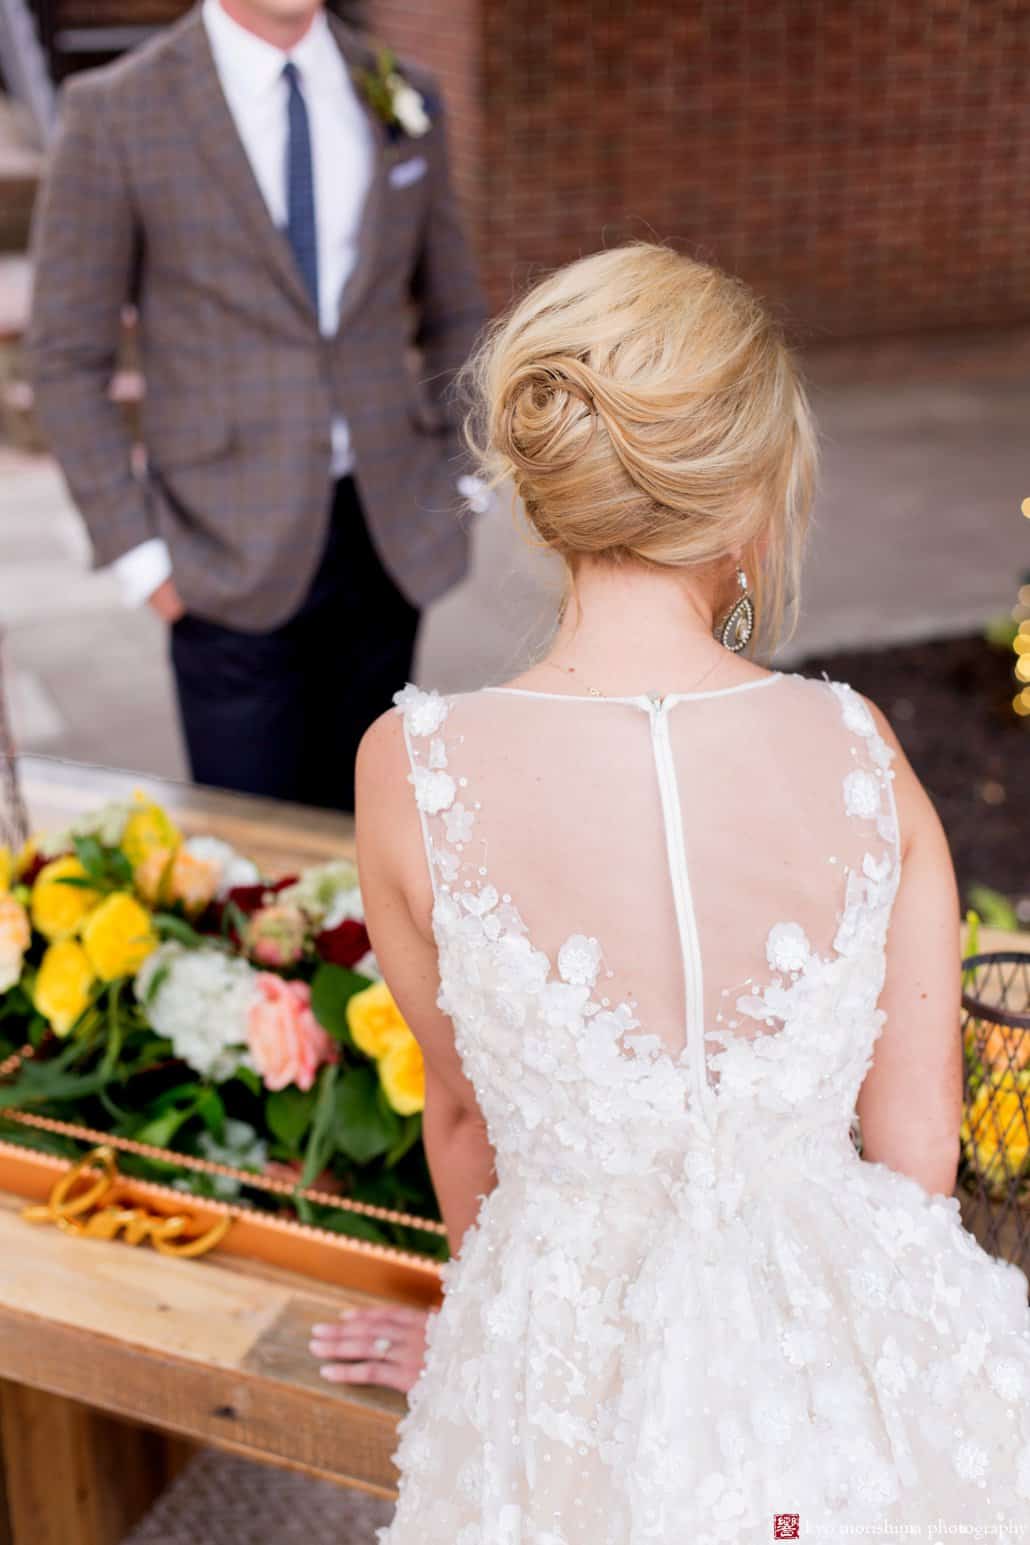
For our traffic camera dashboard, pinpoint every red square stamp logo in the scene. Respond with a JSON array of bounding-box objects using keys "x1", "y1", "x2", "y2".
[{"x1": 773, "y1": 1516, "x2": 800, "y2": 1540}]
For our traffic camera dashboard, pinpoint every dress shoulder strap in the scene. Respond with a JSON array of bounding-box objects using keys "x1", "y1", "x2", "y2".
[
  {"x1": 393, "y1": 682, "x2": 495, "y2": 914},
  {"x1": 810, "y1": 676, "x2": 903, "y2": 957},
  {"x1": 820, "y1": 677, "x2": 901, "y2": 861}
]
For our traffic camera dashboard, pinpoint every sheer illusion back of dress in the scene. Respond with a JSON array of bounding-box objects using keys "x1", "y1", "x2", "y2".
[
  {"x1": 399, "y1": 670, "x2": 898, "y2": 1130},
  {"x1": 380, "y1": 671, "x2": 1030, "y2": 1544}
]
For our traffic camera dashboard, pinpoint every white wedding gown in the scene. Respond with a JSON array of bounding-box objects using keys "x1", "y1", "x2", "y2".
[{"x1": 375, "y1": 672, "x2": 1030, "y2": 1545}]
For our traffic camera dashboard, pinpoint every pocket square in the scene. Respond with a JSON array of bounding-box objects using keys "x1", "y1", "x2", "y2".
[{"x1": 389, "y1": 156, "x2": 428, "y2": 189}]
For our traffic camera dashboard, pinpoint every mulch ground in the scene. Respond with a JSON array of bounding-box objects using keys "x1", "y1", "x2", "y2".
[{"x1": 795, "y1": 634, "x2": 1027, "y2": 914}]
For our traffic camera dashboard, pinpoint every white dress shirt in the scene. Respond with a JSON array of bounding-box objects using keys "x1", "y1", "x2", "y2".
[{"x1": 114, "y1": 0, "x2": 374, "y2": 607}]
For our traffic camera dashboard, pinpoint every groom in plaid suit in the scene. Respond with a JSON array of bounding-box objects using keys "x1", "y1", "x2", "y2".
[{"x1": 27, "y1": 0, "x2": 487, "y2": 811}]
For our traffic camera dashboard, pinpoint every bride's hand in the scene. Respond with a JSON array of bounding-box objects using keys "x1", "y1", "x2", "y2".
[{"x1": 309, "y1": 1304, "x2": 437, "y2": 1394}]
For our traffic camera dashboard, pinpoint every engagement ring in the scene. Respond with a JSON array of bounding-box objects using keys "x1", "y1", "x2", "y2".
[{"x1": 372, "y1": 1335, "x2": 394, "y2": 1356}]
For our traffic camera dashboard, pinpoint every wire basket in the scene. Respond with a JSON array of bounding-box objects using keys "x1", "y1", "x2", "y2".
[{"x1": 958, "y1": 952, "x2": 1030, "y2": 1279}]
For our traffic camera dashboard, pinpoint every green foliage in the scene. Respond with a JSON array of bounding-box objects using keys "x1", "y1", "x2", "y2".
[
  {"x1": 300, "y1": 1064, "x2": 339, "y2": 1187},
  {"x1": 151, "y1": 913, "x2": 211, "y2": 949},
  {"x1": 0, "y1": 983, "x2": 35, "y2": 1026},
  {"x1": 221, "y1": 900, "x2": 249, "y2": 942},
  {"x1": 231, "y1": 1066, "x2": 262, "y2": 1097},
  {"x1": 335, "y1": 1063, "x2": 397, "y2": 1163},
  {"x1": 309, "y1": 962, "x2": 367, "y2": 1046},
  {"x1": 71, "y1": 835, "x2": 133, "y2": 891},
  {"x1": 0, "y1": 1058, "x2": 110, "y2": 1109},
  {"x1": 984, "y1": 614, "x2": 1019, "y2": 651},
  {"x1": 967, "y1": 885, "x2": 1021, "y2": 933},
  {"x1": 266, "y1": 1086, "x2": 317, "y2": 1151},
  {"x1": 356, "y1": 47, "x2": 401, "y2": 127}
]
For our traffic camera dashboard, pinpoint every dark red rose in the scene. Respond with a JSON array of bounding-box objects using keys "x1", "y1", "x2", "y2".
[
  {"x1": 18, "y1": 850, "x2": 53, "y2": 886},
  {"x1": 202, "y1": 875, "x2": 300, "y2": 945},
  {"x1": 315, "y1": 918, "x2": 371, "y2": 969},
  {"x1": 227, "y1": 875, "x2": 299, "y2": 916}
]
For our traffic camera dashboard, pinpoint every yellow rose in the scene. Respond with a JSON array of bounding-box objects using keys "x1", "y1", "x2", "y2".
[
  {"x1": 31, "y1": 856, "x2": 102, "y2": 941},
  {"x1": 0, "y1": 846, "x2": 11, "y2": 895},
  {"x1": 961, "y1": 1069, "x2": 1030, "y2": 1192},
  {"x1": 0, "y1": 893, "x2": 31, "y2": 993},
  {"x1": 34, "y1": 939, "x2": 95, "y2": 1035},
  {"x1": 121, "y1": 799, "x2": 181, "y2": 873},
  {"x1": 81, "y1": 893, "x2": 158, "y2": 981},
  {"x1": 346, "y1": 979, "x2": 411, "y2": 1060},
  {"x1": 378, "y1": 1029, "x2": 425, "y2": 1116}
]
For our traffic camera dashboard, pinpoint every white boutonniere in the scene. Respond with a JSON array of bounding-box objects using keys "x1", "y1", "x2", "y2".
[{"x1": 357, "y1": 47, "x2": 431, "y2": 140}]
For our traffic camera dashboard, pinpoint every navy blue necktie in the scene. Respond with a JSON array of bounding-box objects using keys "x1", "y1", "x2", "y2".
[{"x1": 282, "y1": 60, "x2": 319, "y2": 317}]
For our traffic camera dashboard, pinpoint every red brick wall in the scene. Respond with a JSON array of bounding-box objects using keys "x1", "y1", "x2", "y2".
[
  {"x1": 365, "y1": 0, "x2": 1030, "y2": 339},
  {"x1": 361, "y1": 0, "x2": 484, "y2": 258}
]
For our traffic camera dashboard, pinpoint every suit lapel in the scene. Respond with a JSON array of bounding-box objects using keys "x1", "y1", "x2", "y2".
[
  {"x1": 167, "y1": 10, "x2": 318, "y2": 326},
  {"x1": 326, "y1": 16, "x2": 391, "y2": 340}
]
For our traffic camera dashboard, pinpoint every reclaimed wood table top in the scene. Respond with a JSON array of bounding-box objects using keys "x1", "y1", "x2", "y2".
[{"x1": 0, "y1": 1193, "x2": 405, "y2": 1497}]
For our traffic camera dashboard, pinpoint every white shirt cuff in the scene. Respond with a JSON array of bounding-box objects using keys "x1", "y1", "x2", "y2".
[{"x1": 111, "y1": 538, "x2": 174, "y2": 608}]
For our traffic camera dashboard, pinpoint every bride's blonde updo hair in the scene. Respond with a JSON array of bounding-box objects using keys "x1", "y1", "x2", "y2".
[{"x1": 462, "y1": 242, "x2": 819, "y2": 650}]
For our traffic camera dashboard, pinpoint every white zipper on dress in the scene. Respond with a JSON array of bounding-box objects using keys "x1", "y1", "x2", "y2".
[{"x1": 644, "y1": 693, "x2": 716, "y2": 1129}]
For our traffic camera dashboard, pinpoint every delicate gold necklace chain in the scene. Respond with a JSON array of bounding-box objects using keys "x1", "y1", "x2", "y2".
[{"x1": 542, "y1": 652, "x2": 724, "y2": 699}]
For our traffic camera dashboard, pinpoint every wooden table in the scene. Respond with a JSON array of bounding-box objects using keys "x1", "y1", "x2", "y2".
[
  {"x1": 1, "y1": 756, "x2": 409, "y2": 1545},
  {"x1": 0, "y1": 1193, "x2": 410, "y2": 1545}
]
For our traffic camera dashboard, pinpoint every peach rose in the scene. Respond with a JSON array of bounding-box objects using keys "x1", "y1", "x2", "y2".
[
  {"x1": 247, "y1": 974, "x2": 337, "y2": 1092},
  {"x1": 0, "y1": 893, "x2": 31, "y2": 993}
]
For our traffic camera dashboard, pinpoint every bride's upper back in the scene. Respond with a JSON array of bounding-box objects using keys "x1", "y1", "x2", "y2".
[{"x1": 394, "y1": 670, "x2": 901, "y2": 1111}]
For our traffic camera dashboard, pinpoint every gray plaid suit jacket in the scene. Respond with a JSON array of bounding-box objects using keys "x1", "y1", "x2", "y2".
[{"x1": 26, "y1": 6, "x2": 488, "y2": 631}]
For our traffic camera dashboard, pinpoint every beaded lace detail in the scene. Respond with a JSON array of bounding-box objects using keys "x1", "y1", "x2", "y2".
[{"x1": 376, "y1": 674, "x2": 1030, "y2": 1544}]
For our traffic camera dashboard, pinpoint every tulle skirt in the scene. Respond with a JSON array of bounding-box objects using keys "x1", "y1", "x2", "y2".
[{"x1": 376, "y1": 1151, "x2": 1030, "y2": 1545}]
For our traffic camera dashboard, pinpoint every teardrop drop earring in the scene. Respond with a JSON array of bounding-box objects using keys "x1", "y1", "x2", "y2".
[{"x1": 715, "y1": 565, "x2": 755, "y2": 653}]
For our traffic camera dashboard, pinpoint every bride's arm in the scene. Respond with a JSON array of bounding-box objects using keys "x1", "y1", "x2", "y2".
[
  {"x1": 354, "y1": 708, "x2": 498, "y2": 1258},
  {"x1": 854, "y1": 701, "x2": 963, "y2": 1198}
]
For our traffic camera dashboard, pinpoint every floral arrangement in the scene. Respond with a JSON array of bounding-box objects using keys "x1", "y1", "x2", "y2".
[{"x1": 0, "y1": 795, "x2": 444, "y2": 1259}]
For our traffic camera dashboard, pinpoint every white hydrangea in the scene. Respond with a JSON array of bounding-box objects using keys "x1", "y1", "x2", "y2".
[
  {"x1": 172, "y1": 1119, "x2": 268, "y2": 1199},
  {"x1": 279, "y1": 860, "x2": 361, "y2": 927},
  {"x1": 38, "y1": 798, "x2": 135, "y2": 857},
  {"x1": 135, "y1": 943, "x2": 260, "y2": 1082},
  {"x1": 181, "y1": 836, "x2": 260, "y2": 898}
]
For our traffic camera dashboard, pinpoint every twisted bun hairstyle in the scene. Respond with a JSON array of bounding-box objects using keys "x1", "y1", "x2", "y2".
[{"x1": 461, "y1": 243, "x2": 819, "y2": 650}]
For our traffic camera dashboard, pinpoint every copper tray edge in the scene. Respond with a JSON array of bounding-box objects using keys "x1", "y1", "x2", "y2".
[{"x1": 0, "y1": 1139, "x2": 443, "y2": 1308}]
